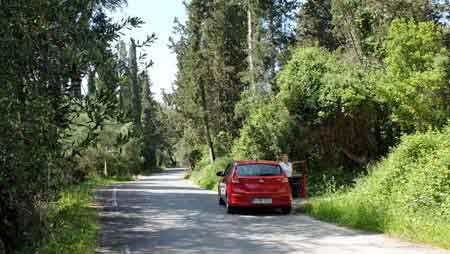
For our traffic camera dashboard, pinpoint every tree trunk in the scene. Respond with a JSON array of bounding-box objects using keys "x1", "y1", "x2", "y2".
[
  {"x1": 199, "y1": 78, "x2": 215, "y2": 164},
  {"x1": 247, "y1": 0, "x2": 256, "y2": 91},
  {"x1": 204, "y1": 120, "x2": 215, "y2": 164},
  {"x1": 103, "y1": 159, "x2": 108, "y2": 177}
]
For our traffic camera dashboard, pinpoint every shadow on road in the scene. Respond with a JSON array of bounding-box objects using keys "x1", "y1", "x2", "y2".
[{"x1": 95, "y1": 170, "x2": 439, "y2": 254}]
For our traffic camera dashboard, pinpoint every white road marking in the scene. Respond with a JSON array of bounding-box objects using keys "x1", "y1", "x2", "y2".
[
  {"x1": 97, "y1": 169, "x2": 449, "y2": 254},
  {"x1": 112, "y1": 187, "x2": 118, "y2": 207}
]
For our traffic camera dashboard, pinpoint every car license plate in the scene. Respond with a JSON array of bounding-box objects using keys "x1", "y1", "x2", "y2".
[{"x1": 252, "y1": 198, "x2": 272, "y2": 204}]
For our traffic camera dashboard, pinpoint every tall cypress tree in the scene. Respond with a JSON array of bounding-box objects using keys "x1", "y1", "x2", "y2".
[
  {"x1": 203, "y1": 0, "x2": 248, "y2": 139},
  {"x1": 129, "y1": 38, "x2": 142, "y2": 132},
  {"x1": 116, "y1": 40, "x2": 131, "y2": 114},
  {"x1": 141, "y1": 71, "x2": 159, "y2": 169},
  {"x1": 190, "y1": 0, "x2": 216, "y2": 163}
]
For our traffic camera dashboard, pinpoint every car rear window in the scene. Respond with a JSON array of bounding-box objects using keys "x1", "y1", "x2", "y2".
[{"x1": 236, "y1": 164, "x2": 282, "y2": 176}]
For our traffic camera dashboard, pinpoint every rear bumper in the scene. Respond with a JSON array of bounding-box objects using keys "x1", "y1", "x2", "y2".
[{"x1": 229, "y1": 193, "x2": 292, "y2": 207}]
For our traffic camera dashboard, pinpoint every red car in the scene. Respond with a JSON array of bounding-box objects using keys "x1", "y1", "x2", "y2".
[{"x1": 216, "y1": 160, "x2": 292, "y2": 214}]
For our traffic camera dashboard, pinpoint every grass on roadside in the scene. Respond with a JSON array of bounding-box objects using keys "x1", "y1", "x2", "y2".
[
  {"x1": 297, "y1": 128, "x2": 450, "y2": 249},
  {"x1": 36, "y1": 176, "x2": 128, "y2": 254}
]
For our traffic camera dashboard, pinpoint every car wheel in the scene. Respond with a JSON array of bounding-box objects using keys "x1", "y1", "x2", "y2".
[
  {"x1": 226, "y1": 199, "x2": 237, "y2": 214},
  {"x1": 219, "y1": 196, "x2": 225, "y2": 206},
  {"x1": 281, "y1": 207, "x2": 292, "y2": 215}
]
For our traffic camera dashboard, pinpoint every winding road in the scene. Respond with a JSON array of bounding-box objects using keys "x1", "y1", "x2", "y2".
[{"x1": 95, "y1": 169, "x2": 449, "y2": 254}]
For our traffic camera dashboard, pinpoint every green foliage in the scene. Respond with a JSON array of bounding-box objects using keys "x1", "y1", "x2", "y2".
[
  {"x1": 3, "y1": 1, "x2": 449, "y2": 251},
  {"x1": 35, "y1": 176, "x2": 131, "y2": 254},
  {"x1": 141, "y1": 71, "x2": 160, "y2": 169},
  {"x1": 36, "y1": 178, "x2": 103, "y2": 254},
  {"x1": 0, "y1": 1, "x2": 141, "y2": 252},
  {"x1": 304, "y1": 126, "x2": 450, "y2": 248},
  {"x1": 383, "y1": 19, "x2": 450, "y2": 131},
  {"x1": 331, "y1": 0, "x2": 376, "y2": 60},
  {"x1": 247, "y1": 0, "x2": 299, "y2": 90},
  {"x1": 191, "y1": 157, "x2": 232, "y2": 190},
  {"x1": 170, "y1": 0, "x2": 298, "y2": 162},
  {"x1": 296, "y1": 0, "x2": 339, "y2": 50},
  {"x1": 232, "y1": 96, "x2": 292, "y2": 160},
  {"x1": 277, "y1": 47, "x2": 393, "y2": 167},
  {"x1": 68, "y1": 113, "x2": 142, "y2": 178},
  {"x1": 278, "y1": 47, "x2": 337, "y2": 123},
  {"x1": 306, "y1": 166, "x2": 362, "y2": 197},
  {"x1": 129, "y1": 38, "x2": 142, "y2": 132}
]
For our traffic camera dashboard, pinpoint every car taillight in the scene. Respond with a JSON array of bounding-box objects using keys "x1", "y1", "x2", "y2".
[
  {"x1": 281, "y1": 178, "x2": 289, "y2": 183},
  {"x1": 232, "y1": 178, "x2": 240, "y2": 184}
]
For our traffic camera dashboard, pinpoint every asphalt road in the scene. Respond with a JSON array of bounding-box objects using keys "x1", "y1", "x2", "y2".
[{"x1": 95, "y1": 169, "x2": 449, "y2": 254}]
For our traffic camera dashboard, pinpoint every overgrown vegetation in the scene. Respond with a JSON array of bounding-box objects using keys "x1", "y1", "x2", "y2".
[
  {"x1": 170, "y1": 1, "x2": 449, "y2": 164},
  {"x1": 2, "y1": 0, "x2": 450, "y2": 251},
  {"x1": 0, "y1": 1, "x2": 175, "y2": 252},
  {"x1": 170, "y1": 1, "x2": 450, "y2": 246},
  {"x1": 36, "y1": 176, "x2": 130, "y2": 254},
  {"x1": 190, "y1": 157, "x2": 232, "y2": 190},
  {"x1": 302, "y1": 127, "x2": 450, "y2": 248}
]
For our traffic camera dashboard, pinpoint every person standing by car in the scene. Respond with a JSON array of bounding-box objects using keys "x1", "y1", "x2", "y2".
[
  {"x1": 279, "y1": 153, "x2": 292, "y2": 177},
  {"x1": 279, "y1": 153, "x2": 295, "y2": 197}
]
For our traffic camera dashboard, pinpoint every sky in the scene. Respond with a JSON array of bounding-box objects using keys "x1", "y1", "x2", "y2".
[{"x1": 111, "y1": 0, "x2": 187, "y2": 101}]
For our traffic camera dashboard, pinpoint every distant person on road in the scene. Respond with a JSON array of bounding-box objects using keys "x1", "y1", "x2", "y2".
[{"x1": 279, "y1": 153, "x2": 292, "y2": 177}]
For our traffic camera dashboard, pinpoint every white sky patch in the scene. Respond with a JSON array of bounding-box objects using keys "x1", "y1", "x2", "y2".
[{"x1": 110, "y1": 0, "x2": 187, "y2": 102}]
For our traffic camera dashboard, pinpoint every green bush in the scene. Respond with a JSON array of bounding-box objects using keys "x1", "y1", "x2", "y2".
[
  {"x1": 36, "y1": 177, "x2": 113, "y2": 254},
  {"x1": 383, "y1": 19, "x2": 450, "y2": 131},
  {"x1": 232, "y1": 95, "x2": 292, "y2": 161},
  {"x1": 70, "y1": 116, "x2": 144, "y2": 178},
  {"x1": 304, "y1": 126, "x2": 450, "y2": 248},
  {"x1": 277, "y1": 47, "x2": 395, "y2": 168},
  {"x1": 191, "y1": 157, "x2": 232, "y2": 190},
  {"x1": 306, "y1": 166, "x2": 363, "y2": 197}
]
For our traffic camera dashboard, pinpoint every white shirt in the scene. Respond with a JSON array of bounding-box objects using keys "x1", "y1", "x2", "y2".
[{"x1": 279, "y1": 161, "x2": 292, "y2": 177}]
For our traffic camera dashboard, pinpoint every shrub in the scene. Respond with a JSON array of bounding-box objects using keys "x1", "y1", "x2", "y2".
[
  {"x1": 305, "y1": 126, "x2": 450, "y2": 247},
  {"x1": 383, "y1": 19, "x2": 450, "y2": 131},
  {"x1": 306, "y1": 166, "x2": 363, "y2": 197},
  {"x1": 277, "y1": 47, "x2": 394, "y2": 168},
  {"x1": 36, "y1": 178, "x2": 102, "y2": 254},
  {"x1": 70, "y1": 116, "x2": 144, "y2": 178},
  {"x1": 190, "y1": 157, "x2": 232, "y2": 190},
  {"x1": 232, "y1": 95, "x2": 292, "y2": 161}
]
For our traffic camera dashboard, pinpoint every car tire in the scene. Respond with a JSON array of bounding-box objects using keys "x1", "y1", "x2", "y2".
[
  {"x1": 281, "y1": 207, "x2": 292, "y2": 215},
  {"x1": 226, "y1": 200, "x2": 237, "y2": 214},
  {"x1": 219, "y1": 196, "x2": 226, "y2": 206}
]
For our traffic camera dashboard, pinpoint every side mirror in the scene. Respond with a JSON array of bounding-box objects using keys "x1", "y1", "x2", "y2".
[{"x1": 216, "y1": 171, "x2": 224, "y2": 177}]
